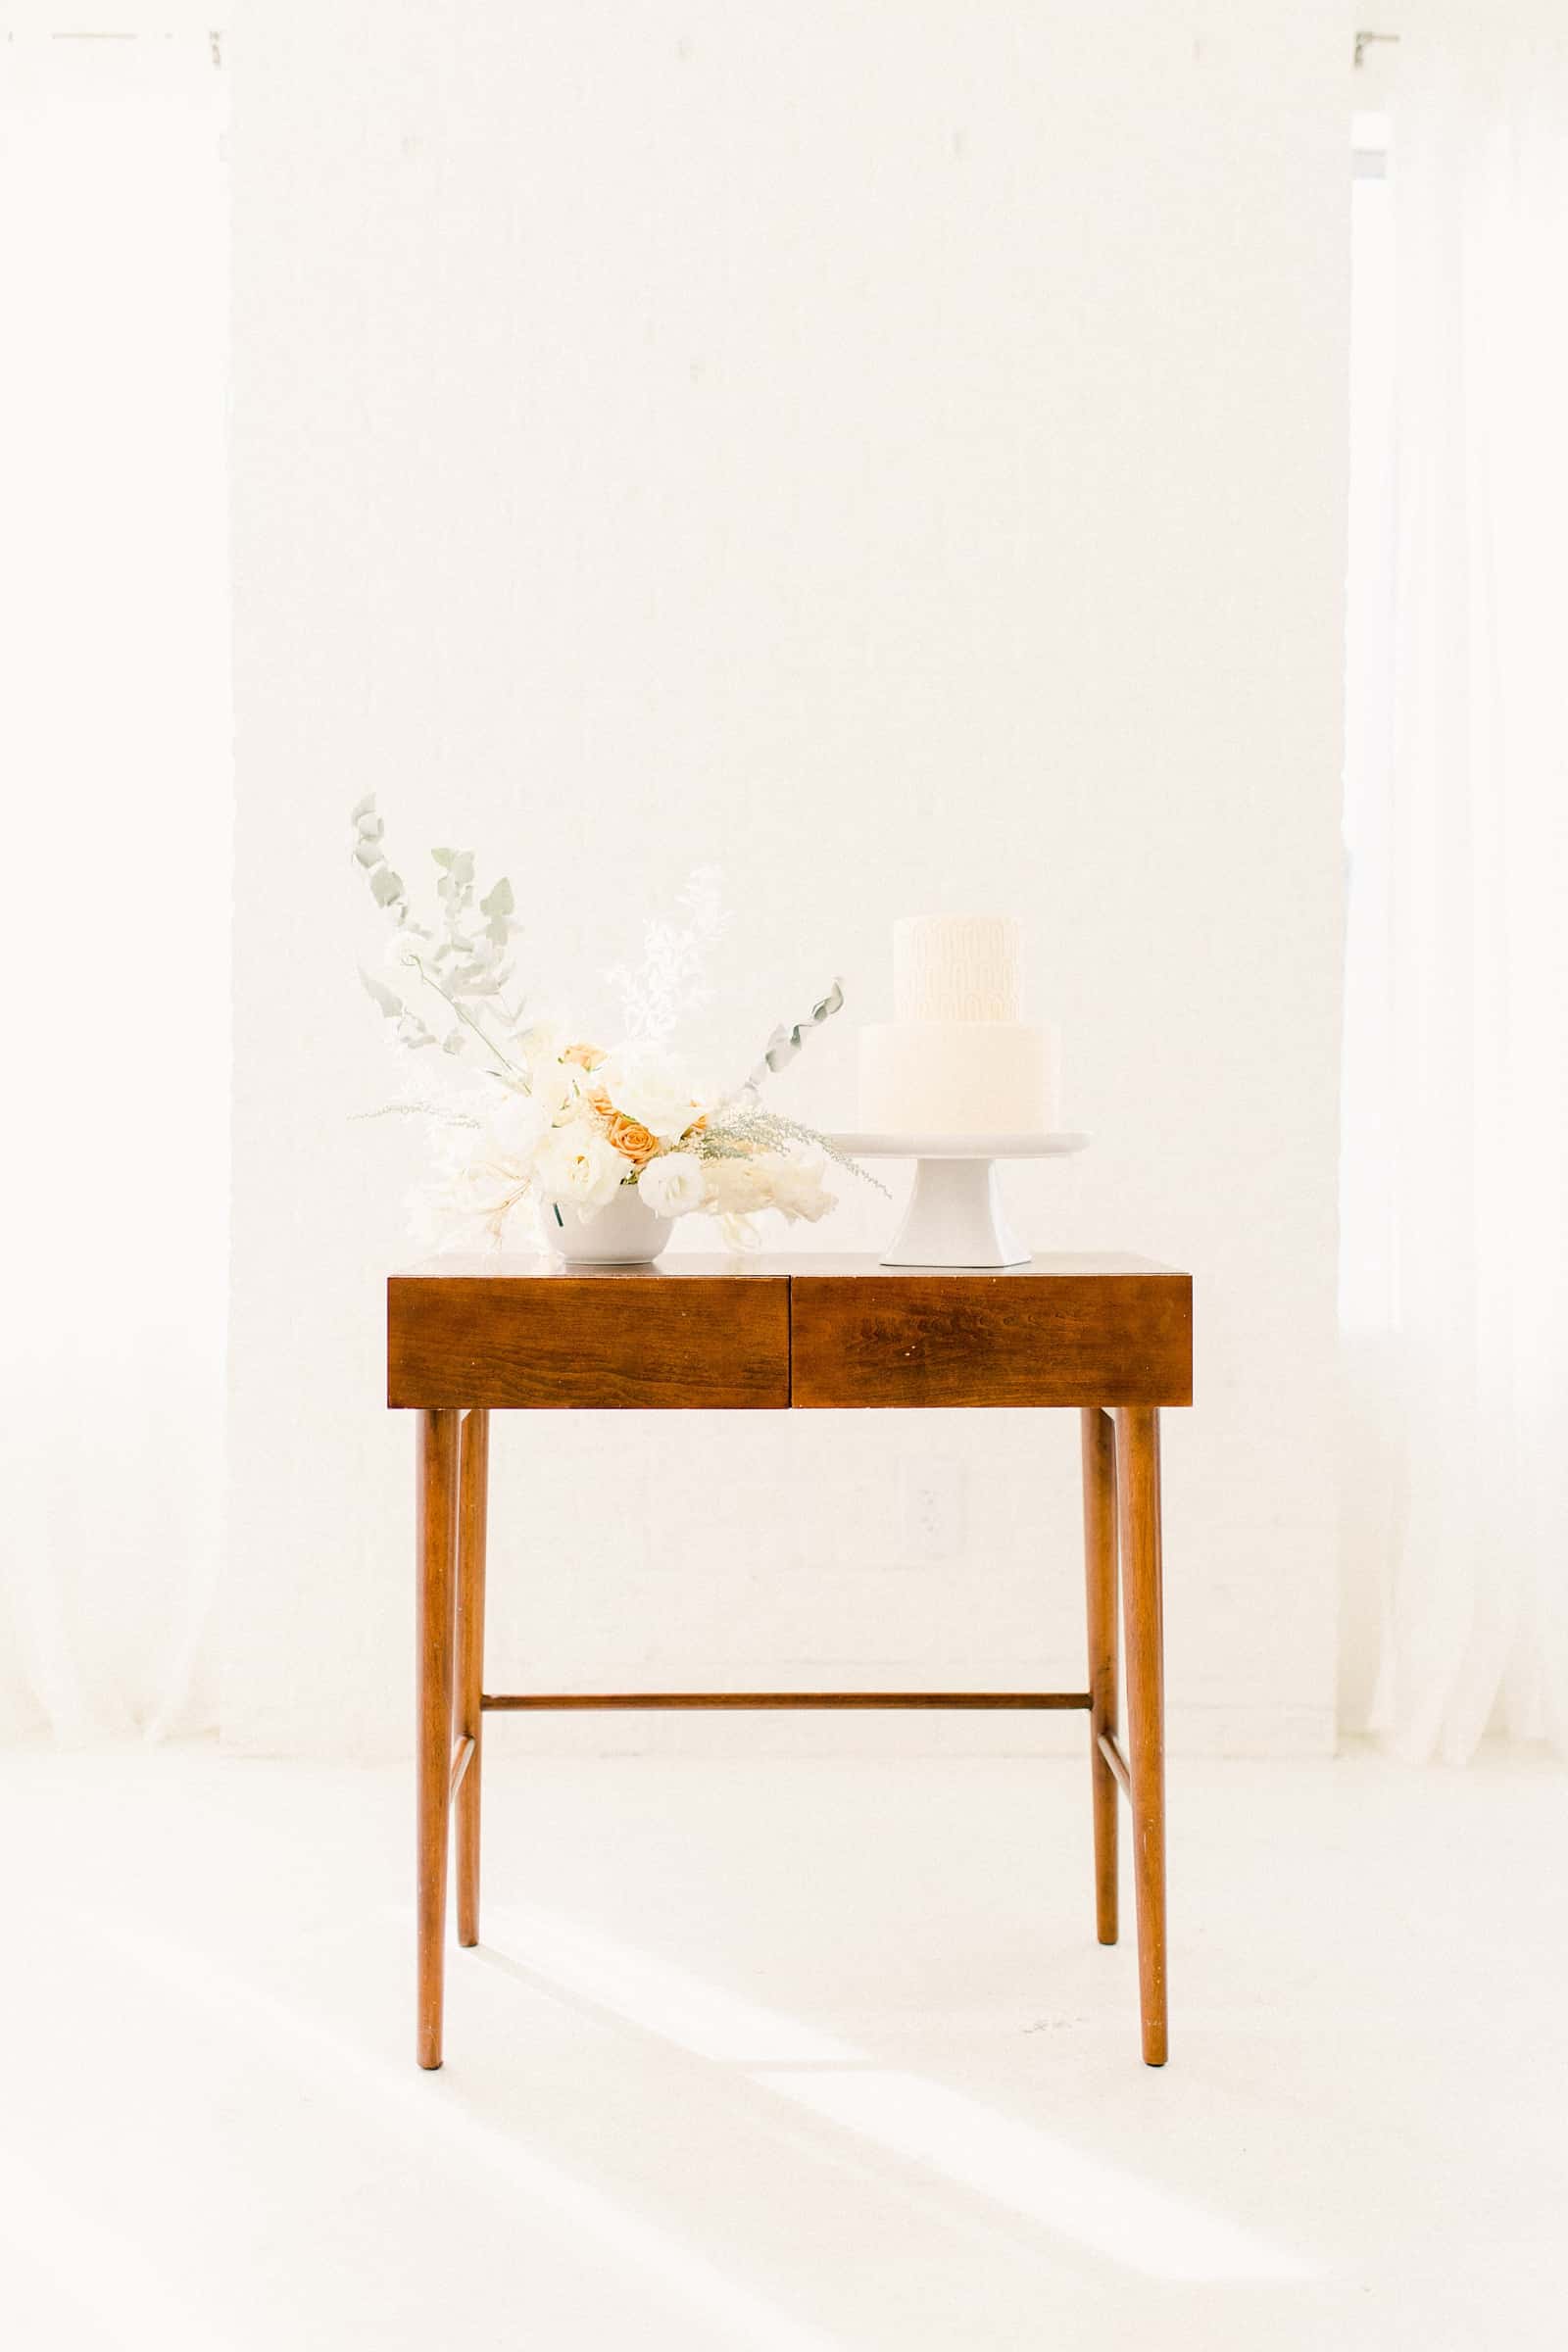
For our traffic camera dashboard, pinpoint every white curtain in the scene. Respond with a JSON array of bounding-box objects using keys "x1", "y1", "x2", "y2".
[
  {"x1": 0, "y1": 35, "x2": 229, "y2": 1743},
  {"x1": 1343, "y1": 28, "x2": 1568, "y2": 1761}
]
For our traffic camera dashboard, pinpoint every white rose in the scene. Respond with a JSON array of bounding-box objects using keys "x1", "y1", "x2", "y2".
[
  {"x1": 637, "y1": 1151, "x2": 705, "y2": 1217},
  {"x1": 535, "y1": 1117, "x2": 628, "y2": 1211},
  {"x1": 595, "y1": 1044, "x2": 704, "y2": 1142}
]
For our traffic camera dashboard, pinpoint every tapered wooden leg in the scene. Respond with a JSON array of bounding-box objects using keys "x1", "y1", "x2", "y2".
[
  {"x1": 1080, "y1": 1407, "x2": 1119, "y2": 1944},
  {"x1": 1115, "y1": 1406, "x2": 1166, "y2": 2065},
  {"x1": 455, "y1": 1409, "x2": 489, "y2": 1949},
  {"x1": 416, "y1": 1409, "x2": 461, "y2": 2070}
]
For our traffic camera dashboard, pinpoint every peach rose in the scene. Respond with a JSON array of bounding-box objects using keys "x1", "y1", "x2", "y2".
[
  {"x1": 563, "y1": 1042, "x2": 605, "y2": 1071},
  {"x1": 601, "y1": 1109, "x2": 661, "y2": 1166}
]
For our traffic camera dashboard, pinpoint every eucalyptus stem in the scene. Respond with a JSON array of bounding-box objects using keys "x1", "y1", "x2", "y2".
[{"x1": 398, "y1": 945, "x2": 525, "y2": 1083}]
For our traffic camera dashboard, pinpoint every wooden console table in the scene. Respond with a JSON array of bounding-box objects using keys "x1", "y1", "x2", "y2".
[{"x1": 387, "y1": 1252, "x2": 1192, "y2": 2070}]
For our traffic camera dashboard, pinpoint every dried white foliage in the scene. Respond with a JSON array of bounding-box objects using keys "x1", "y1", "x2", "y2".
[{"x1": 605, "y1": 864, "x2": 731, "y2": 1044}]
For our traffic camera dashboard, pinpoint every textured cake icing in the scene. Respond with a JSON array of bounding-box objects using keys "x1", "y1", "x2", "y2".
[
  {"x1": 895, "y1": 914, "x2": 1022, "y2": 1022},
  {"x1": 860, "y1": 914, "x2": 1059, "y2": 1135}
]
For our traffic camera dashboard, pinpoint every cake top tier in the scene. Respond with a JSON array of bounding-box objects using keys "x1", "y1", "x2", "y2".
[{"x1": 894, "y1": 914, "x2": 1022, "y2": 1023}]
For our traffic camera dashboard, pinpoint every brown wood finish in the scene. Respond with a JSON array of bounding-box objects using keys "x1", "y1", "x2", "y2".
[
  {"x1": 1080, "y1": 1406, "x2": 1120, "y2": 1945},
  {"x1": 480, "y1": 1690, "x2": 1093, "y2": 1711},
  {"x1": 416, "y1": 1409, "x2": 460, "y2": 2071},
  {"x1": 1115, "y1": 1405, "x2": 1167, "y2": 2066},
  {"x1": 389, "y1": 1263, "x2": 789, "y2": 1410},
  {"x1": 454, "y1": 1408, "x2": 489, "y2": 1949},
  {"x1": 790, "y1": 1268, "x2": 1191, "y2": 1409},
  {"x1": 393, "y1": 1253, "x2": 1189, "y2": 2071}
]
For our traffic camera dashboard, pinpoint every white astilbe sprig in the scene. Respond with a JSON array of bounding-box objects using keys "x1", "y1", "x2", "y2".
[
  {"x1": 606, "y1": 865, "x2": 731, "y2": 1044},
  {"x1": 349, "y1": 1047, "x2": 487, "y2": 1133}
]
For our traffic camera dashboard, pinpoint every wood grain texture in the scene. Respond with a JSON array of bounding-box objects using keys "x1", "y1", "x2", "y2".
[
  {"x1": 416, "y1": 1410, "x2": 460, "y2": 2071},
  {"x1": 454, "y1": 1408, "x2": 488, "y2": 1949},
  {"x1": 1080, "y1": 1407, "x2": 1120, "y2": 1945},
  {"x1": 389, "y1": 1271, "x2": 790, "y2": 1409},
  {"x1": 790, "y1": 1269, "x2": 1192, "y2": 1409},
  {"x1": 1116, "y1": 1405, "x2": 1167, "y2": 2067}
]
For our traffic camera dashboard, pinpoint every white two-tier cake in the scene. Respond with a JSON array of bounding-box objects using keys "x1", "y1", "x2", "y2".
[{"x1": 859, "y1": 914, "x2": 1061, "y2": 1136}]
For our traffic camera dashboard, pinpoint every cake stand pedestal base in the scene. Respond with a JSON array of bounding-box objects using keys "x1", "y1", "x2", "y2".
[
  {"x1": 883, "y1": 1156, "x2": 1026, "y2": 1269},
  {"x1": 829, "y1": 1132, "x2": 1090, "y2": 1272}
]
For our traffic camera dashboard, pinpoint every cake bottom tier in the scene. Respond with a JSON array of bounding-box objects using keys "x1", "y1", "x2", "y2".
[{"x1": 858, "y1": 1020, "x2": 1060, "y2": 1136}]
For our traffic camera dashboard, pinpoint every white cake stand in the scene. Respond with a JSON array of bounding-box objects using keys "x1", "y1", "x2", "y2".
[{"x1": 830, "y1": 1132, "x2": 1089, "y2": 1269}]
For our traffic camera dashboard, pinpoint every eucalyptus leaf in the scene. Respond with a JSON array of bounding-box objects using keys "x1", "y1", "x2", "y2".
[
  {"x1": 744, "y1": 975, "x2": 847, "y2": 1093},
  {"x1": 359, "y1": 967, "x2": 404, "y2": 1018},
  {"x1": 353, "y1": 839, "x2": 384, "y2": 868},
  {"x1": 349, "y1": 793, "x2": 376, "y2": 824},
  {"x1": 442, "y1": 1030, "x2": 466, "y2": 1055},
  {"x1": 480, "y1": 877, "x2": 514, "y2": 942},
  {"x1": 370, "y1": 865, "x2": 405, "y2": 907},
  {"x1": 430, "y1": 848, "x2": 456, "y2": 869}
]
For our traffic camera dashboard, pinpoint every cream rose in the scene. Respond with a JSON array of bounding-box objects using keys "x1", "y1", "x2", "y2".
[
  {"x1": 535, "y1": 1118, "x2": 627, "y2": 1211},
  {"x1": 593, "y1": 1045, "x2": 705, "y2": 1142},
  {"x1": 524, "y1": 1056, "x2": 580, "y2": 1123}
]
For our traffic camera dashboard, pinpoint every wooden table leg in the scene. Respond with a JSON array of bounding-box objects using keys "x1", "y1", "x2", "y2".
[
  {"x1": 416, "y1": 1408, "x2": 461, "y2": 2070},
  {"x1": 1079, "y1": 1407, "x2": 1119, "y2": 1945},
  {"x1": 455, "y1": 1408, "x2": 490, "y2": 1949},
  {"x1": 1115, "y1": 1405, "x2": 1167, "y2": 2065}
]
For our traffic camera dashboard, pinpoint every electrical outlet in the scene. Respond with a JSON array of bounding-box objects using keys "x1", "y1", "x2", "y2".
[{"x1": 899, "y1": 1456, "x2": 965, "y2": 1564}]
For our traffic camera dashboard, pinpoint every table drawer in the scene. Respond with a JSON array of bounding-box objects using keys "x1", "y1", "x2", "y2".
[
  {"x1": 789, "y1": 1271, "x2": 1192, "y2": 1409},
  {"x1": 389, "y1": 1274, "x2": 790, "y2": 1409}
]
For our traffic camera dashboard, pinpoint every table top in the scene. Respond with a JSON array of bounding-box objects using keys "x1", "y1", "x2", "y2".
[
  {"x1": 393, "y1": 1251, "x2": 1185, "y2": 1282},
  {"x1": 388, "y1": 1252, "x2": 1192, "y2": 1412}
]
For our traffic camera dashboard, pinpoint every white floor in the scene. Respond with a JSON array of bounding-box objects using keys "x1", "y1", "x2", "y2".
[{"x1": 3, "y1": 1744, "x2": 1565, "y2": 2351}]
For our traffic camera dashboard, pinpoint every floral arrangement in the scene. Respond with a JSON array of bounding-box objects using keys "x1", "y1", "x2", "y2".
[{"x1": 350, "y1": 798, "x2": 875, "y2": 1249}]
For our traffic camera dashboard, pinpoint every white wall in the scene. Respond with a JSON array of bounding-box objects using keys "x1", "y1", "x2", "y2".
[{"x1": 228, "y1": 1, "x2": 1348, "y2": 1758}]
